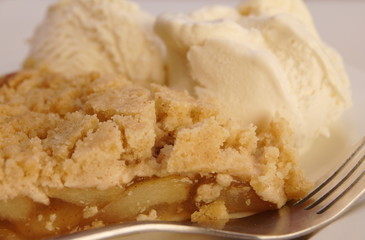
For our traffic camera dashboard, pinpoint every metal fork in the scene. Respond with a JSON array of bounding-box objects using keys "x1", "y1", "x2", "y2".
[{"x1": 51, "y1": 137, "x2": 365, "y2": 240}]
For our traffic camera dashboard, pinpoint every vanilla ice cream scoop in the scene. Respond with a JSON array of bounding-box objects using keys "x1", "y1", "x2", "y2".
[
  {"x1": 25, "y1": 0, "x2": 165, "y2": 87},
  {"x1": 155, "y1": 0, "x2": 351, "y2": 149}
]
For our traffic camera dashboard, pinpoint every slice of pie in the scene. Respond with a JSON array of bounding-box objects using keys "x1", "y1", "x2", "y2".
[{"x1": 0, "y1": 69, "x2": 311, "y2": 239}]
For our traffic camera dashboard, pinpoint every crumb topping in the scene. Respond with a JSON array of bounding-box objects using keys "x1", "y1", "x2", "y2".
[
  {"x1": 83, "y1": 206, "x2": 99, "y2": 219},
  {"x1": 0, "y1": 69, "x2": 311, "y2": 207},
  {"x1": 191, "y1": 200, "x2": 229, "y2": 228},
  {"x1": 195, "y1": 183, "x2": 222, "y2": 204},
  {"x1": 136, "y1": 209, "x2": 158, "y2": 221}
]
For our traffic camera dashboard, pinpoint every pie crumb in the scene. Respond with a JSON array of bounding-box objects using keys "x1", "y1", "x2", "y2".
[{"x1": 191, "y1": 201, "x2": 229, "y2": 228}]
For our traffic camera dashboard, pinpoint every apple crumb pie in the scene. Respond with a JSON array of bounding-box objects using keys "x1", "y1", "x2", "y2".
[{"x1": 0, "y1": 69, "x2": 311, "y2": 239}]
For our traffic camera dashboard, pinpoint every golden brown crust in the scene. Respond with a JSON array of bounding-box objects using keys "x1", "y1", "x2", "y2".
[
  {"x1": 0, "y1": 69, "x2": 311, "y2": 204},
  {"x1": 0, "y1": 69, "x2": 311, "y2": 238}
]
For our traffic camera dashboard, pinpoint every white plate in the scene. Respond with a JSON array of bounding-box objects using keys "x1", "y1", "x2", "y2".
[{"x1": 0, "y1": 0, "x2": 364, "y2": 239}]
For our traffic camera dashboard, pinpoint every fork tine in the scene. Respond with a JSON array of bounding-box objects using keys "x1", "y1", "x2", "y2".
[
  {"x1": 304, "y1": 153, "x2": 365, "y2": 210},
  {"x1": 317, "y1": 168, "x2": 365, "y2": 214},
  {"x1": 294, "y1": 137, "x2": 365, "y2": 206}
]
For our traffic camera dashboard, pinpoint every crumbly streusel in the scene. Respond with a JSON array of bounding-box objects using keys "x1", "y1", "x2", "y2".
[{"x1": 0, "y1": 69, "x2": 311, "y2": 229}]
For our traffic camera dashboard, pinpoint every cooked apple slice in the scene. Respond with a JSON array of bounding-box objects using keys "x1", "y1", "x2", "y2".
[
  {"x1": 47, "y1": 187, "x2": 124, "y2": 207},
  {"x1": 0, "y1": 197, "x2": 35, "y2": 221},
  {"x1": 101, "y1": 176, "x2": 192, "y2": 222},
  {"x1": 15, "y1": 199, "x2": 83, "y2": 238}
]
